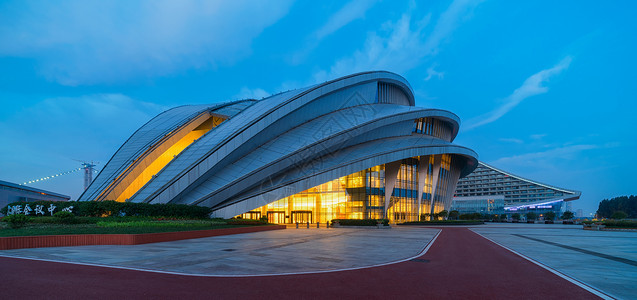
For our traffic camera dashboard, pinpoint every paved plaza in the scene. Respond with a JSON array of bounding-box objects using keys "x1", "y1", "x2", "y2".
[
  {"x1": 1, "y1": 224, "x2": 635, "y2": 299},
  {"x1": 471, "y1": 223, "x2": 637, "y2": 300},
  {"x1": 0, "y1": 227, "x2": 437, "y2": 276}
]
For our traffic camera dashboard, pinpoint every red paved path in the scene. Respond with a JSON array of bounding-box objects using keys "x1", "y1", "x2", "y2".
[{"x1": 0, "y1": 227, "x2": 599, "y2": 299}]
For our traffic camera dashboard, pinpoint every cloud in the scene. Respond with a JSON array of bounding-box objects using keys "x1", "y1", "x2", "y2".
[
  {"x1": 489, "y1": 144, "x2": 598, "y2": 168},
  {"x1": 465, "y1": 56, "x2": 572, "y2": 130},
  {"x1": 313, "y1": 0, "x2": 482, "y2": 83},
  {"x1": 290, "y1": 0, "x2": 378, "y2": 65},
  {"x1": 499, "y1": 138, "x2": 524, "y2": 144},
  {"x1": 0, "y1": 94, "x2": 166, "y2": 199},
  {"x1": 0, "y1": 94, "x2": 166, "y2": 163},
  {"x1": 315, "y1": 0, "x2": 378, "y2": 41},
  {"x1": 530, "y1": 134, "x2": 547, "y2": 140},
  {"x1": 235, "y1": 87, "x2": 270, "y2": 100},
  {"x1": 0, "y1": 0, "x2": 293, "y2": 85},
  {"x1": 424, "y1": 64, "x2": 444, "y2": 81}
]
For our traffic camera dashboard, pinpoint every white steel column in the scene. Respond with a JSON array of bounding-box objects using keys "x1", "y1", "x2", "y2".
[
  {"x1": 416, "y1": 156, "x2": 428, "y2": 218},
  {"x1": 384, "y1": 161, "x2": 402, "y2": 219},
  {"x1": 428, "y1": 155, "x2": 441, "y2": 218}
]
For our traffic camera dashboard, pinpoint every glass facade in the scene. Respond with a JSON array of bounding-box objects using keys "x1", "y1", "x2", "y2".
[
  {"x1": 412, "y1": 117, "x2": 453, "y2": 142},
  {"x1": 100, "y1": 112, "x2": 226, "y2": 202},
  {"x1": 241, "y1": 154, "x2": 463, "y2": 224},
  {"x1": 454, "y1": 162, "x2": 579, "y2": 205},
  {"x1": 451, "y1": 197, "x2": 505, "y2": 214}
]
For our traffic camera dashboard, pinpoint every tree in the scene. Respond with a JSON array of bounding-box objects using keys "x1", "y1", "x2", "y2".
[
  {"x1": 437, "y1": 210, "x2": 448, "y2": 220},
  {"x1": 448, "y1": 210, "x2": 460, "y2": 220},
  {"x1": 511, "y1": 213, "x2": 521, "y2": 221},
  {"x1": 525, "y1": 212, "x2": 537, "y2": 221},
  {"x1": 544, "y1": 211, "x2": 556, "y2": 221},
  {"x1": 561, "y1": 211, "x2": 574, "y2": 220},
  {"x1": 611, "y1": 211, "x2": 628, "y2": 220},
  {"x1": 420, "y1": 213, "x2": 430, "y2": 221},
  {"x1": 596, "y1": 195, "x2": 637, "y2": 218}
]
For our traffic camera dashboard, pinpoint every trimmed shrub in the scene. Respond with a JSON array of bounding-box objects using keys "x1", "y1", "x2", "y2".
[
  {"x1": 400, "y1": 220, "x2": 484, "y2": 225},
  {"x1": 330, "y1": 219, "x2": 389, "y2": 226},
  {"x1": 226, "y1": 219, "x2": 264, "y2": 225},
  {"x1": 459, "y1": 213, "x2": 482, "y2": 220},
  {"x1": 53, "y1": 211, "x2": 76, "y2": 224},
  {"x1": 593, "y1": 220, "x2": 637, "y2": 228},
  {"x1": 3, "y1": 214, "x2": 29, "y2": 228}
]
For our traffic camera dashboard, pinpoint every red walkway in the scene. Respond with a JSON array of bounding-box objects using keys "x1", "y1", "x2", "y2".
[{"x1": 0, "y1": 228, "x2": 600, "y2": 299}]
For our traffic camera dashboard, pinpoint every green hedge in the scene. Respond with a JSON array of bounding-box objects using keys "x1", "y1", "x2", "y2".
[
  {"x1": 1, "y1": 200, "x2": 212, "y2": 219},
  {"x1": 331, "y1": 219, "x2": 389, "y2": 226},
  {"x1": 400, "y1": 220, "x2": 484, "y2": 225},
  {"x1": 226, "y1": 219, "x2": 268, "y2": 225},
  {"x1": 584, "y1": 220, "x2": 637, "y2": 228}
]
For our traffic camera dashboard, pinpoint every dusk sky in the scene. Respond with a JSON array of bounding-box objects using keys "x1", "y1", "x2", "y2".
[{"x1": 1, "y1": 0, "x2": 635, "y2": 215}]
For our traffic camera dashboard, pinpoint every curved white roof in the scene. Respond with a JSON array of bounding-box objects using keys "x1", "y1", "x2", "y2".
[{"x1": 81, "y1": 71, "x2": 478, "y2": 212}]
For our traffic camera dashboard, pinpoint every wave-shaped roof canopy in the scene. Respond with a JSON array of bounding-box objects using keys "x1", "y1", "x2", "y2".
[{"x1": 80, "y1": 71, "x2": 478, "y2": 215}]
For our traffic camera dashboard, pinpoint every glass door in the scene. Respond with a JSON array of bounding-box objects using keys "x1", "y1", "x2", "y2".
[
  {"x1": 267, "y1": 211, "x2": 286, "y2": 224},
  {"x1": 291, "y1": 211, "x2": 313, "y2": 223}
]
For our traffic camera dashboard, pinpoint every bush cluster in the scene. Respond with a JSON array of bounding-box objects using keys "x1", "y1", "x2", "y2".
[
  {"x1": 587, "y1": 220, "x2": 637, "y2": 228},
  {"x1": 1, "y1": 200, "x2": 212, "y2": 219},
  {"x1": 3, "y1": 214, "x2": 29, "y2": 228},
  {"x1": 226, "y1": 218, "x2": 267, "y2": 225},
  {"x1": 400, "y1": 220, "x2": 484, "y2": 225},
  {"x1": 330, "y1": 219, "x2": 389, "y2": 226},
  {"x1": 459, "y1": 213, "x2": 483, "y2": 220}
]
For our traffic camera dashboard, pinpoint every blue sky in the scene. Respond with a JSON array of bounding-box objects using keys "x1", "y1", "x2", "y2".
[{"x1": 0, "y1": 0, "x2": 635, "y2": 215}]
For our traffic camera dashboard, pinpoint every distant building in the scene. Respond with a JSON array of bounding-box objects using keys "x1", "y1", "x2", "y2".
[
  {"x1": 0, "y1": 180, "x2": 70, "y2": 214},
  {"x1": 453, "y1": 162, "x2": 580, "y2": 217},
  {"x1": 576, "y1": 209, "x2": 584, "y2": 218},
  {"x1": 450, "y1": 195, "x2": 505, "y2": 214}
]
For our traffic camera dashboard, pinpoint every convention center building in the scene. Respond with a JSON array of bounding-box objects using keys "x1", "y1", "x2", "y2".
[
  {"x1": 452, "y1": 162, "x2": 581, "y2": 216},
  {"x1": 79, "y1": 71, "x2": 478, "y2": 224}
]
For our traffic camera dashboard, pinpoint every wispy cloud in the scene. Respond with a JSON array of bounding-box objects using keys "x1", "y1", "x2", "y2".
[
  {"x1": 313, "y1": 0, "x2": 482, "y2": 82},
  {"x1": 290, "y1": 0, "x2": 378, "y2": 65},
  {"x1": 499, "y1": 138, "x2": 524, "y2": 144},
  {"x1": 465, "y1": 56, "x2": 572, "y2": 130},
  {"x1": 489, "y1": 143, "x2": 600, "y2": 168},
  {"x1": 235, "y1": 87, "x2": 270, "y2": 100},
  {"x1": 315, "y1": 0, "x2": 378, "y2": 41},
  {"x1": 0, "y1": 1, "x2": 293, "y2": 85},
  {"x1": 0, "y1": 94, "x2": 166, "y2": 199},
  {"x1": 0, "y1": 94, "x2": 166, "y2": 161},
  {"x1": 530, "y1": 133, "x2": 547, "y2": 140},
  {"x1": 424, "y1": 64, "x2": 444, "y2": 81}
]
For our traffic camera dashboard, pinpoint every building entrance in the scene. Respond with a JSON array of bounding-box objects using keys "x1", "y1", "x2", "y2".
[
  {"x1": 267, "y1": 211, "x2": 286, "y2": 224},
  {"x1": 291, "y1": 211, "x2": 312, "y2": 223}
]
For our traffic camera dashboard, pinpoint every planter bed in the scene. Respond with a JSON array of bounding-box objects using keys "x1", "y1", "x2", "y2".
[
  {"x1": 0, "y1": 225, "x2": 285, "y2": 250},
  {"x1": 331, "y1": 225, "x2": 391, "y2": 229}
]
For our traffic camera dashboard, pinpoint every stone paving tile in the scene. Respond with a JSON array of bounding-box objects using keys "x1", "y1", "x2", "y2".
[
  {"x1": 471, "y1": 223, "x2": 637, "y2": 300},
  {"x1": 0, "y1": 227, "x2": 437, "y2": 276}
]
